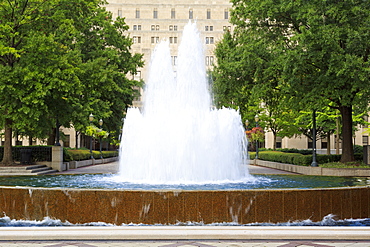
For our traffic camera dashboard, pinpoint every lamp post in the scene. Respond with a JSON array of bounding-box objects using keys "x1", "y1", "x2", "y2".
[
  {"x1": 245, "y1": 119, "x2": 249, "y2": 131},
  {"x1": 255, "y1": 114, "x2": 259, "y2": 160},
  {"x1": 89, "y1": 113, "x2": 94, "y2": 159},
  {"x1": 55, "y1": 117, "x2": 61, "y2": 146},
  {"x1": 99, "y1": 118, "x2": 103, "y2": 159},
  {"x1": 311, "y1": 110, "x2": 318, "y2": 167}
]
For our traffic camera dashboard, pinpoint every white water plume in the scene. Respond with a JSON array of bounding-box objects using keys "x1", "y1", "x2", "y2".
[{"x1": 118, "y1": 21, "x2": 249, "y2": 184}]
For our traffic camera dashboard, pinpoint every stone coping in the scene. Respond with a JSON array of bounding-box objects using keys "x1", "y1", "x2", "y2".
[
  {"x1": 254, "y1": 159, "x2": 370, "y2": 176},
  {"x1": 0, "y1": 226, "x2": 369, "y2": 240},
  {"x1": 68, "y1": 156, "x2": 118, "y2": 169}
]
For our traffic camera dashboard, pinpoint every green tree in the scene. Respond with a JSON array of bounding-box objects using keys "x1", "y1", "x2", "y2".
[
  {"x1": 0, "y1": 0, "x2": 143, "y2": 165},
  {"x1": 213, "y1": 29, "x2": 301, "y2": 150},
  {"x1": 219, "y1": 0, "x2": 370, "y2": 162}
]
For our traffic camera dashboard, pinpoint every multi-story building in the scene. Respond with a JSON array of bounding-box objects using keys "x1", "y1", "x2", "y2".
[{"x1": 105, "y1": 0, "x2": 232, "y2": 106}]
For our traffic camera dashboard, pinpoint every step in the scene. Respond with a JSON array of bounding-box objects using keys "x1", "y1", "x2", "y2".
[
  {"x1": 30, "y1": 166, "x2": 54, "y2": 173},
  {"x1": 35, "y1": 169, "x2": 59, "y2": 175},
  {"x1": 0, "y1": 165, "x2": 57, "y2": 176},
  {"x1": 0, "y1": 165, "x2": 45, "y2": 171}
]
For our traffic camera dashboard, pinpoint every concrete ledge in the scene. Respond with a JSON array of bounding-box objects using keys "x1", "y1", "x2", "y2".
[
  {"x1": 69, "y1": 157, "x2": 118, "y2": 169},
  {"x1": 254, "y1": 159, "x2": 370, "y2": 176},
  {"x1": 0, "y1": 226, "x2": 369, "y2": 240}
]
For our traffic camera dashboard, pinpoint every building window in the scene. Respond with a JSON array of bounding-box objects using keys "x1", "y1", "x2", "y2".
[
  {"x1": 171, "y1": 56, "x2": 177, "y2": 66},
  {"x1": 321, "y1": 139, "x2": 328, "y2": 149},
  {"x1": 153, "y1": 8, "x2": 158, "y2": 19},
  {"x1": 207, "y1": 9, "x2": 211, "y2": 19},
  {"x1": 169, "y1": 25, "x2": 178, "y2": 31},
  {"x1": 205, "y1": 26, "x2": 213, "y2": 31},
  {"x1": 189, "y1": 9, "x2": 193, "y2": 19},
  {"x1": 156, "y1": 25, "x2": 159, "y2": 30},
  {"x1": 133, "y1": 36, "x2": 141, "y2": 44},
  {"x1": 205, "y1": 37, "x2": 214, "y2": 44},
  {"x1": 223, "y1": 26, "x2": 231, "y2": 31},
  {"x1": 363, "y1": 136, "x2": 369, "y2": 145},
  {"x1": 224, "y1": 9, "x2": 229, "y2": 19},
  {"x1": 171, "y1": 8, "x2": 176, "y2": 19},
  {"x1": 135, "y1": 8, "x2": 140, "y2": 18},
  {"x1": 308, "y1": 141, "x2": 313, "y2": 149},
  {"x1": 133, "y1": 25, "x2": 137, "y2": 31},
  {"x1": 118, "y1": 9, "x2": 122, "y2": 18},
  {"x1": 205, "y1": 56, "x2": 214, "y2": 66},
  {"x1": 169, "y1": 37, "x2": 177, "y2": 44},
  {"x1": 138, "y1": 25, "x2": 141, "y2": 30},
  {"x1": 276, "y1": 136, "x2": 282, "y2": 149},
  {"x1": 151, "y1": 37, "x2": 159, "y2": 43},
  {"x1": 151, "y1": 25, "x2": 155, "y2": 31}
]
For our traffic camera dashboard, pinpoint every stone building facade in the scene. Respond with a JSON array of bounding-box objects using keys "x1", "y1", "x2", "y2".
[{"x1": 104, "y1": 0, "x2": 233, "y2": 106}]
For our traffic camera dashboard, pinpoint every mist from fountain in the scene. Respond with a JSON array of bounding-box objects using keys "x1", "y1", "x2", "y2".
[{"x1": 117, "y1": 22, "x2": 250, "y2": 184}]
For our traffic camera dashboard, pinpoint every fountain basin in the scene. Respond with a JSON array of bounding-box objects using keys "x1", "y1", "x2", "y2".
[{"x1": 0, "y1": 184, "x2": 369, "y2": 225}]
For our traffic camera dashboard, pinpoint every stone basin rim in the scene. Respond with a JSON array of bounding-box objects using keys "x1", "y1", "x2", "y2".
[{"x1": 1, "y1": 185, "x2": 369, "y2": 192}]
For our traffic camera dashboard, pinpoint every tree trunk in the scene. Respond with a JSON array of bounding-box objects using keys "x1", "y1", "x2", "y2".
[
  {"x1": 47, "y1": 128, "x2": 56, "y2": 145},
  {"x1": 273, "y1": 133, "x2": 276, "y2": 151},
  {"x1": 339, "y1": 105, "x2": 355, "y2": 163},
  {"x1": 336, "y1": 117, "x2": 340, "y2": 155},
  {"x1": 1, "y1": 118, "x2": 14, "y2": 166},
  {"x1": 326, "y1": 132, "x2": 331, "y2": 155}
]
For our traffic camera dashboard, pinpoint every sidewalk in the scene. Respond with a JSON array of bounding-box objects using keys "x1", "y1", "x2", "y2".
[{"x1": 1, "y1": 226, "x2": 370, "y2": 246}]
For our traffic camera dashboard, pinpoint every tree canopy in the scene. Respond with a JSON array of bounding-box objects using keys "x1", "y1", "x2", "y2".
[
  {"x1": 213, "y1": 0, "x2": 370, "y2": 162},
  {"x1": 0, "y1": 0, "x2": 143, "y2": 165}
]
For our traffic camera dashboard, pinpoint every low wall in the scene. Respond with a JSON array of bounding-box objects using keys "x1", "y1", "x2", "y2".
[
  {"x1": 69, "y1": 157, "x2": 118, "y2": 169},
  {"x1": 0, "y1": 186, "x2": 368, "y2": 225},
  {"x1": 37, "y1": 157, "x2": 118, "y2": 170},
  {"x1": 255, "y1": 159, "x2": 370, "y2": 176}
]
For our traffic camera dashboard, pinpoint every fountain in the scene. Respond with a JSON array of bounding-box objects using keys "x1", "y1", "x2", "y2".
[
  {"x1": 118, "y1": 21, "x2": 249, "y2": 184},
  {"x1": 0, "y1": 22, "x2": 369, "y2": 226}
]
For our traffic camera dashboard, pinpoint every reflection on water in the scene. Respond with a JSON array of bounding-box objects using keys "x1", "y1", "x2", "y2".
[{"x1": 0, "y1": 174, "x2": 368, "y2": 190}]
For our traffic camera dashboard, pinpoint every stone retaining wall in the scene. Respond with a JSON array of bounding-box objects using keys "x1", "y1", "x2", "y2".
[{"x1": 0, "y1": 186, "x2": 368, "y2": 225}]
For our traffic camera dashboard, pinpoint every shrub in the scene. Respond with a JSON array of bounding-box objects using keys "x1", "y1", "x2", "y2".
[
  {"x1": 63, "y1": 148, "x2": 118, "y2": 162},
  {"x1": 251, "y1": 151, "x2": 363, "y2": 166}
]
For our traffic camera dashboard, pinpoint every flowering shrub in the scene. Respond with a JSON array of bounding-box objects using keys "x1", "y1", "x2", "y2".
[{"x1": 245, "y1": 126, "x2": 265, "y2": 142}]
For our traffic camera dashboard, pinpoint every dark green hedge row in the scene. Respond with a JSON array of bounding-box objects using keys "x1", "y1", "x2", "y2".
[
  {"x1": 260, "y1": 145, "x2": 364, "y2": 156},
  {"x1": 250, "y1": 151, "x2": 363, "y2": 166},
  {"x1": 0, "y1": 146, "x2": 52, "y2": 162},
  {"x1": 64, "y1": 149, "x2": 118, "y2": 162}
]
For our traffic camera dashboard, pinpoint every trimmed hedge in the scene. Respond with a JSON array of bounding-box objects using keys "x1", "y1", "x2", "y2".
[
  {"x1": 0, "y1": 146, "x2": 52, "y2": 162},
  {"x1": 250, "y1": 151, "x2": 363, "y2": 166},
  {"x1": 64, "y1": 148, "x2": 118, "y2": 162}
]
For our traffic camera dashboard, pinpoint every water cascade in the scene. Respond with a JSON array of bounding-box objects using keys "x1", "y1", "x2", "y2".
[{"x1": 118, "y1": 22, "x2": 249, "y2": 184}]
